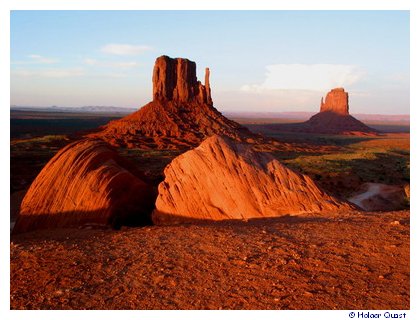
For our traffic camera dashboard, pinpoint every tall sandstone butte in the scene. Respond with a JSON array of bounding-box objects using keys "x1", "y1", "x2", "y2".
[
  {"x1": 320, "y1": 88, "x2": 349, "y2": 115},
  {"x1": 88, "y1": 55, "x2": 255, "y2": 149},
  {"x1": 13, "y1": 139, "x2": 155, "y2": 234},
  {"x1": 153, "y1": 135, "x2": 355, "y2": 225}
]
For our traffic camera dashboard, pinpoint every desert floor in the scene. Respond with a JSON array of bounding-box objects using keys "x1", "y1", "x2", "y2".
[
  {"x1": 10, "y1": 111, "x2": 410, "y2": 310},
  {"x1": 11, "y1": 210, "x2": 409, "y2": 310}
]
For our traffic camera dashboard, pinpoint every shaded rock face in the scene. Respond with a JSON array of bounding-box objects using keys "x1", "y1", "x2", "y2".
[
  {"x1": 152, "y1": 135, "x2": 354, "y2": 224},
  {"x1": 88, "y1": 55, "x2": 255, "y2": 149},
  {"x1": 320, "y1": 88, "x2": 349, "y2": 115},
  {"x1": 304, "y1": 111, "x2": 377, "y2": 135},
  {"x1": 13, "y1": 139, "x2": 155, "y2": 234}
]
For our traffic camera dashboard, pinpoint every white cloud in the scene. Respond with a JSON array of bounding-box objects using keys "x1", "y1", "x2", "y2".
[
  {"x1": 41, "y1": 68, "x2": 85, "y2": 78},
  {"x1": 11, "y1": 55, "x2": 59, "y2": 65},
  {"x1": 241, "y1": 64, "x2": 366, "y2": 92},
  {"x1": 12, "y1": 68, "x2": 85, "y2": 78},
  {"x1": 101, "y1": 43, "x2": 152, "y2": 56},
  {"x1": 113, "y1": 61, "x2": 139, "y2": 68},
  {"x1": 27, "y1": 54, "x2": 58, "y2": 64}
]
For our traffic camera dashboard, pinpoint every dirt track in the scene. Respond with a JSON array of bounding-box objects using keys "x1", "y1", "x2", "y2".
[{"x1": 10, "y1": 210, "x2": 409, "y2": 310}]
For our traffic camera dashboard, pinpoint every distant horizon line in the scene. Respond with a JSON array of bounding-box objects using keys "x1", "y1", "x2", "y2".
[{"x1": 10, "y1": 105, "x2": 410, "y2": 117}]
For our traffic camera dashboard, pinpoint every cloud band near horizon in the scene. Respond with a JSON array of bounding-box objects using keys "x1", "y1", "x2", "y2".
[{"x1": 241, "y1": 64, "x2": 366, "y2": 93}]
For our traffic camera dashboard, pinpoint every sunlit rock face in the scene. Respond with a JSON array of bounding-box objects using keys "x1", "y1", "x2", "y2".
[
  {"x1": 152, "y1": 55, "x2": 212, "y2": 105},
  {"x1": 152, "y1": 135, "x2": 354, "y2": 225},
  {"x1": 320, "y1": 88, "x2": 349, "y2": 115}
]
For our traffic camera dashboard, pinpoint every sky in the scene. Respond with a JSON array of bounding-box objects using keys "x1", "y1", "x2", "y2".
[{"x1": 10, "y1": 10, "x2": 410, "y2": 114}]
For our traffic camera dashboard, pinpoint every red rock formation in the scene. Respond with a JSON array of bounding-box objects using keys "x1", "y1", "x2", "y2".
[
  {"x1": 304, "y1": 87, "x2": 377, "y2": 133},
  {"x1": 152, "y1": 135, "x2": 354, "y2": 224},
  {"x1": 268, "y1": 88, "x2": 377, "y2": 135},
  {"x1": 152, "y1": 56, "x2": 210, "y2": 103},
  {"x1": 302, "y1": 111, "x2": 377, "y2": 135},
  {"x1": 13, "y1": 139, "x2": 155, "y2": 234},
  {"x1": 320, "y1": 88, "x2": 349, "y2": 115},
  {"x1": 88, "y1": 55, "x2": 257, "y2": 149},
  {"x1": 204, "y1": 67, "x2": 212, "y2": 105}
]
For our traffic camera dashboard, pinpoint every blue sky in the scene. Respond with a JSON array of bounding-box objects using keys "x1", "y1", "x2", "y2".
[{"x1": 10, "y1": 11, "x2": 409, "y2": 114}]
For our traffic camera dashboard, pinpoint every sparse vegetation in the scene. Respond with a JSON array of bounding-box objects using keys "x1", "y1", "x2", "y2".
[
  {"x1": 11, "y1": 135, "x2": 69, "y2": 146},
  {"x1": 258, "y1": 132, "x2": 410, "y2": 197},
  {"x1": 119, "y1": 149, "x2": 183, "y2": 183}
]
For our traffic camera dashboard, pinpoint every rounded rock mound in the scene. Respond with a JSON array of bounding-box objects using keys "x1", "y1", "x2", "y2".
[
  {"x1": 13, "y1": 139, "x2": 155, "y2": 234},
  {"x1": 153, "y1": 135, "x2": 355, "y2": 224}
]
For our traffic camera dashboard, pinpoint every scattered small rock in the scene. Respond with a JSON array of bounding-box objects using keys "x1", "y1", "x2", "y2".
[{"x1": 303, "y1": 291, "x2": 313, "y2": 297}]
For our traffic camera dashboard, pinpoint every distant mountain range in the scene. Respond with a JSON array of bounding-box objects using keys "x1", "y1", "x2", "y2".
[
  {"x1": 10, "y1": 106, "x2": 409, "y2": 124},
  {"x1": 10, "y1": 105, "x2": 137, "y2": 114}
]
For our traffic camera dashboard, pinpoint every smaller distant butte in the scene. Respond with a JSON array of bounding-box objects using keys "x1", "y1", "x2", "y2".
[{"x1": 268, "y1": 88, "x2": 378, "y2": 136}]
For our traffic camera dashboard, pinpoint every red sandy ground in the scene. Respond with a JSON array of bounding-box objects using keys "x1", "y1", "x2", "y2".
[{"x1": 10, "y1": 210, "x2": 409, "y2": 310}]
